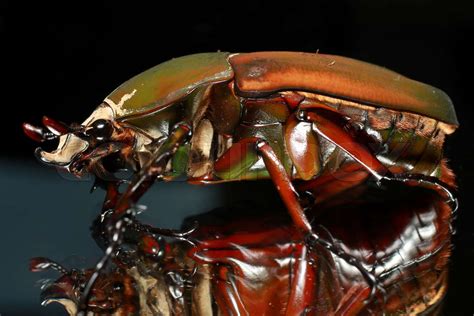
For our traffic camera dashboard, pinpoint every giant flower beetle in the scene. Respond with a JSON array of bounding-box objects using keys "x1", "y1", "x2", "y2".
[{"x1": 24, "y1": 52, "x2": 458, "y2": 315}]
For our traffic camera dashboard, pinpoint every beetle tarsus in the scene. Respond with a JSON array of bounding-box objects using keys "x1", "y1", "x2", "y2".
[{"x1": 380, "y1": 173, "x2": 458, "y2": 213}]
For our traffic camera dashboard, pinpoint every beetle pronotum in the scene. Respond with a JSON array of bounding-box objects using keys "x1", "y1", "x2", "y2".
[{"x1": 24, "y1": 52, "x2": 458, "y2": 314}]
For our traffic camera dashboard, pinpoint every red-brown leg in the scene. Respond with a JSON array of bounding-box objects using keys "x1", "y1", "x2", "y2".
[
  {"x1": 253, "y1": 138, "x2": 386, "y2": 304},
  {"x1": 213, "y1": 137, "x2": 313, "y2": 233},
  {"x1": 301, "y1": 109, "x2": 457, "y2": 210},
  {"x1": 78, "y1": 123, "x2": 192, "y2": 315},
  {"x1": 303, "y1": 111, "x2": 388, "y2": 181},
  {"x1": 255, "y1": 140, "x2": 313, "y2": 232},
  {"x1": 214, "y1": 137, "x2": 385, "y2": 304}
]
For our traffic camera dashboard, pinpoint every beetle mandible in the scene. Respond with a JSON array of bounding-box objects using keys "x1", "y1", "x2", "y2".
[{"x1": 24, "y1": 51, "x2": 458, "y2": 312}]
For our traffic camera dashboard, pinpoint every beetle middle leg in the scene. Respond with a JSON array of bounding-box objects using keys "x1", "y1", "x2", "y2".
[{"x1": 213, "y1": 136, "x2": 386, "y2": 304}]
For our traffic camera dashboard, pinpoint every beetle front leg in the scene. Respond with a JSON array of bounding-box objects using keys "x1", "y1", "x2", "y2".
[{"x1": 78, "y1": 122, "x2": 192, "y2": 315}]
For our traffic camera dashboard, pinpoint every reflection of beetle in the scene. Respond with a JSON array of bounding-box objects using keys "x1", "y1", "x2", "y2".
[
  {"x1": 24, "y1": 52, "x2": 458, "y2": 312},
  {"x1": 31, "y1": 183, "x2": 453, "y2": 315}
]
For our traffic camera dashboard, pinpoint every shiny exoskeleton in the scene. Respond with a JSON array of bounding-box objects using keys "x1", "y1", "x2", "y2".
[
  {"x1": 32, "y1": 180, "x2": 453, "y2": 315},
  {"x1": 24, "y1": 52, "x2": 458, "y2": 315}
]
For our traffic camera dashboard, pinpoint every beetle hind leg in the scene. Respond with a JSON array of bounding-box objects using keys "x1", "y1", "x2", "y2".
[
  {"x1": 255, "y1": 138, "x2": 387, "y2": 306},
  {"x1": 299, "y1": 108, "x2": 457, "y2": 213},
  {"x1": 379, "y1": 172, "x2": 458, "y2": 213}
]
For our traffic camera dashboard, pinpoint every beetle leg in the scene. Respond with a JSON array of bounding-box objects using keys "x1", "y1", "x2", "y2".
[
  {"x1": 255, "y1": 139, "x2": 314, "y2": 232},
  {"x1": 301, "y1": 109, "x2": 457, "y2": 210},
  {"x1": 379, "y1": 173, "x2": 458, "y2": 213},
  {"x1": 91, "y1": 179, "x2": 197, "y2": 265},
  {"x1": 215, "y1": 137, "x2": 385, "y2": 304},
  {"x1": 302, "y1": 110, "x2": 388, "y2": 181},
  {"x1": 110, "y1": 122, "x2": 192, "y2": 217},
  {"x1": 78, "y1": 122, "x2": 192, "y2": 315},
  {"x1": 90, "y1": 181, "x2": 122, "y2": 252},
  {"x1": 214, "y1": 137, "x2": 312, "y2": 232}
]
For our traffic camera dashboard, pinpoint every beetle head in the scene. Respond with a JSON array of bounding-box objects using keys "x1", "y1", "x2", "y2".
[{"x1": 24, "y1": 103, "x2": 148, "y2": 180}]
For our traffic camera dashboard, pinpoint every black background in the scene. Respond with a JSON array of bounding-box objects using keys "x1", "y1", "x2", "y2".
[{"x1": 1, "y1": 0, "x2": 474, "y2": 314}]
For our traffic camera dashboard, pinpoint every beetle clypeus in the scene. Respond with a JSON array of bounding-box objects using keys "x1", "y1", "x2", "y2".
[{"x1": 24, "y1": 52, "x2": 458, "y2": 315}]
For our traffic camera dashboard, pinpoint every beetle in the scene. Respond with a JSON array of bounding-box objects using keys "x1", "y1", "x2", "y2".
[{"x1": 23, "y1": 52, "x2": 458, "y2": 313}]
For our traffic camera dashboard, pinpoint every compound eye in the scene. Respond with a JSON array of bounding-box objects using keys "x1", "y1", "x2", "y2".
[{"x1": 89, "y1": 119, "x2": 114, "y2": 141}]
